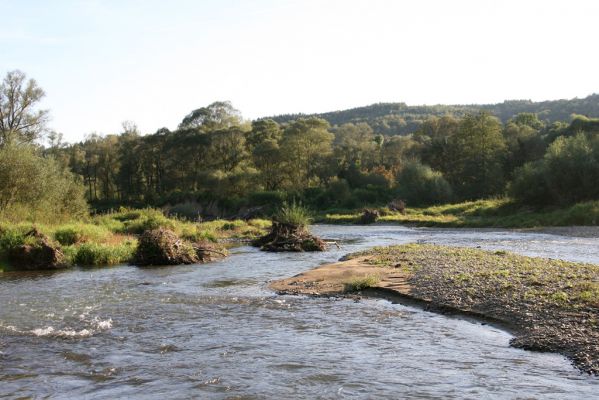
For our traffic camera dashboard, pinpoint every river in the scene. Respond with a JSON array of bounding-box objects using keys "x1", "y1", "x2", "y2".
[{"x1": 1, "y1": 225, "x2": 598, "y2": 399}]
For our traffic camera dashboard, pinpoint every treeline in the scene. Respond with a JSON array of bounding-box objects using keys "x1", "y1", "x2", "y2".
[
  {"x1": 2, "y1": 69, "x2": 599, "y2": 222},
  {"x1": 50, "y1": 102, "x2": 599, "y2": 217},
  {"x1": 270, "y1": 94, "x2": 599, "y2": 136}
]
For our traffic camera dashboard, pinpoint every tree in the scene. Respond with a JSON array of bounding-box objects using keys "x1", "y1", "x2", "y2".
[
  {"x1": 446, "y1": 112, "x2": 507, "y2": 199},
  {"x1": 0, "y1": 70, "x2": 49, "y2": 146},
  {"x1": 279, "y1": 118, "x2": 334, "y2": 189},
  {"x1": 178, "y1": 101, "x2": 243, "y2": 131},
  {"x1": 0, "y1": 144, "x2": 87, "y2": 221},
  {"x1": 333, "y1": 123, "x2": 376, "y2": 169},
  {"x1": 396, "y1": 161, "x2": 453, "y2": 205}
]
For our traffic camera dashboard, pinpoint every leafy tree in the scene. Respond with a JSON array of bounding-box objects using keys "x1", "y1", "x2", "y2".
[
  {"x1": 333, "y1": 123, "x2": 376, "y2": 169},
  {"x1": 178, "y1": 101, "x2": 243, "y2": 131},
  {"x1": 0, "y1": 144, "x2": 87, "y2": 221},
  {"x1": 446, "y1": 112, "x2": 507, "y2": 199},
  {"x1": 396, "y1": 161, "x2": 453, "y2": 205},
  {"x1": 0, "y1": 70, "x2": 49, "y2": 146},
  {"x1": 280, "y1": 118, "x2": 334, "y2": 189}
]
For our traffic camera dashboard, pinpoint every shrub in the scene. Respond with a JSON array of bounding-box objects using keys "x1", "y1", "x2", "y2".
[
  {"x1": 0, "y1": 227, "x2": 26, "y2": 251},
  {"x1": 0, "y1": 144, "x2": 88, "y2": 222},
  {"x1": 396, "y1": 161, "x2": 453, "y2": 206}
]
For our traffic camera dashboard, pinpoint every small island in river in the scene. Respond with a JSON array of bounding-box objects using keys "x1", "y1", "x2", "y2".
[{"x1": 270, "y1": 243, "x2": 599, "y2": 375}]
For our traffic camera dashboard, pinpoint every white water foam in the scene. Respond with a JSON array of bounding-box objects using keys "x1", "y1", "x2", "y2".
[{"x1": 1, "y1": 316, "x2": 112, "y2": 338}]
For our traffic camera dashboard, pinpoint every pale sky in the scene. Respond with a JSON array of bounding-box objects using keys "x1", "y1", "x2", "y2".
[{"x1": 1, "y1": 0, "x2": 598, "y2": 142}]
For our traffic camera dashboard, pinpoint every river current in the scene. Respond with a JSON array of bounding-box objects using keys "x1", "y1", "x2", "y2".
[{"x1": 1, "y1": 225, "x2": 598, "y2": 399}]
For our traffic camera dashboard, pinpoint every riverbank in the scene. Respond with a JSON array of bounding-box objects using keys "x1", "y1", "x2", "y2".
[
  {"x1": 0, "y1": 208, "x2": 270, "y2": 271},
  {"x1": 320, "y1": 199, "x2": 599, "y2": 228},
  {"x1": 270, "y1": 244, "x2": 599, "y2": 375}
]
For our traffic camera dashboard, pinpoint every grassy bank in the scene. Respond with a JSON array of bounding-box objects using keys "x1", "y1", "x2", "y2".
[
  {"x1": 0, "y1": 208, "x2": 270, "y2": 271},
  {"x1": 270, "y1": 244, "x2": 599, "y2": 374},
  {"x1": 321, "y1": 199, "x2": 599, "y2": 228}
]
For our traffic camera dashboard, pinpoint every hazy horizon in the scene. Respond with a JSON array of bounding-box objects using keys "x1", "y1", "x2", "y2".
[{"x1": 2, "y1": 0, "x2": 599, "y2": 141}]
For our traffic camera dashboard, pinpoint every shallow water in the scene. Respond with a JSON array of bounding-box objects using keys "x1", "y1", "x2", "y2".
[{"x1": 1, "y1": 225, "x2": 598, "y2": 399}]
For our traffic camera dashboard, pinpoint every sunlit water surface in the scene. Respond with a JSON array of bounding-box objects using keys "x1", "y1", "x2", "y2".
[{"x1": 1, "y1": 225, "x2": 598, "y2": 399}]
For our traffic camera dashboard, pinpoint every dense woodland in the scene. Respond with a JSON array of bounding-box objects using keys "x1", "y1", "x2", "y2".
[{"x1": 2, "y1": 70, "x2": 599, "y2": 221}]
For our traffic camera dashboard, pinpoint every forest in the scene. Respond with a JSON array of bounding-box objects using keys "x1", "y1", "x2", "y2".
[{"x1": 2, "y1": 69, "x2": 599, "y2": 223}]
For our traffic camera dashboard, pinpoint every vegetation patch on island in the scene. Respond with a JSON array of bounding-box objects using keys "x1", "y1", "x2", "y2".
[
  {"x1": 270, "y1": 244, "x2": 599, "y2": 375},
  {"x1": 253, "y1": 202, "x2": 326, "y2": 252},
  {"x1": 0, "y1": 208, "x2": 268, "y2": 270}
]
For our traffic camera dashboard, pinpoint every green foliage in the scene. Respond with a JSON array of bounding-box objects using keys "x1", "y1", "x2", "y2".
[
  {"x1": 511, "y1": 133, "x2": 599, "y2": 206},
  {"x1": 117, "y1": 209, "x2": 177, "y2": 234},
  {"x1": 0, "y1": 226, "x2": 28, "y2": 251},
  {"x1": 446, "y1": 112, "x2": 507, "y2": 199},
  {"x1": 67, "y1": 241, "x2": 136, "y2": 266},
  {"x1": 54, "y1": 224, "x2": 111, "y2": 245},
  {"x1": 396, "y1": 161, "x2": 453, "y2": 205},
  {"x1": 0, "y1": 144, "x2": 88, "y2": 222},
  {"x1": 275, "y1": 201, "x2": 312, "y2": 227},
  {"x1": 11, "y1": 69, "x2": 595, "y2": 214},
  {"x1": 344, "y1": 275, "x2": 380, "y2": 292}
]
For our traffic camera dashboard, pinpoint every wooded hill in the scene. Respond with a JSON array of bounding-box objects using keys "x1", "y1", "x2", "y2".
[{"x1": 269, "y1": 94, "x2": 599, "y2": 136}]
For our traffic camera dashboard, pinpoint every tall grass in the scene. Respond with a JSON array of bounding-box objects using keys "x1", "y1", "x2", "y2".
[
  {"x1": 324, "y1": 199, "x2": 599, "y2": 228},
  {"x1": 344, "y1": 275, "x2": 381, "y2": 292},
  {"x1": 275, "y1": 201, "x2": 312, "y2": 226},
  {"x1": 1, "y1": 207, "x2": 270, "y2": 269},
  {"x1": 65, "y1": 241, "x2": 137, "y2": 266}
]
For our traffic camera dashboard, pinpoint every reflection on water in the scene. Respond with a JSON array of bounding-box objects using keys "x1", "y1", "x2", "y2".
[{"x1": 1, "y1": 225, "x2": 598, "y2": 399}]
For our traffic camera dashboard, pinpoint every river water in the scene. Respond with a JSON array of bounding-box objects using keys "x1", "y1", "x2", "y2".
[{"x1": 1, "y1": 225, "x2": 598, "y2": 399}]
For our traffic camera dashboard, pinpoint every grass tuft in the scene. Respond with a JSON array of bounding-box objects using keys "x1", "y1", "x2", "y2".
[
  {"x1": 275, "y1": 201, "x2": 312, "y2": 226},
  {"x1": 344, "y1": 274, "x2": 380, "y2": 292}
]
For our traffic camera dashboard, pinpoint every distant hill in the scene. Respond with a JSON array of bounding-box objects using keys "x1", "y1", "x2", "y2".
[{"x1": 268, "y1": 94, "x2": 599, "y2": 135}]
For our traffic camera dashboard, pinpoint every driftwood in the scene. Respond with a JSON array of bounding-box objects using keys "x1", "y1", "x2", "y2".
[
  {"x1": 359, "y1": 209, "x2": 380, "y2": 224},
  {"x1": 388, "y1": 199, "x2": 407, "y2": 215},
  {"x1": 193, "y1": 240, "x2": 228, "y2": 263},
  {"x1": 133, "y1": 228, "x2": 226, "y2": 266},
  {"x1": 252, "y1": 222, "x2": 326, "y2": 252}
]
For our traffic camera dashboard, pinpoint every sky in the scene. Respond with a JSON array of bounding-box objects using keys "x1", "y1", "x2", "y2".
[{"x1": 1, "y1": 0, "x2": 599, "y2": 142}]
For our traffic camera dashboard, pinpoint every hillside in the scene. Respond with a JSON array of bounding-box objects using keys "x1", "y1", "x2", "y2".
[{"x1": 269, "y1": 94, "x2": 599, "y2": 135}]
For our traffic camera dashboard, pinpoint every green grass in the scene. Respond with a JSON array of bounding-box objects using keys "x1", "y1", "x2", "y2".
[
  {"x1": 64, "y1": 241, "x2": 137, "y2": 266},
  {"x1": 344, "y1": 274, "x2": 381, "y2": 292},
  {"x1": 54, "y1": 223, "x2": 112, "y2": 245},
  {"x1": 322, "y1": 199, "x2": 599, "y2": 228},
  {"x1": 275, "y1": 201, "x2": 312, "y2": 226},
  {"x1": 0, "y1": 208, "x2": 270, "y2": 269}
]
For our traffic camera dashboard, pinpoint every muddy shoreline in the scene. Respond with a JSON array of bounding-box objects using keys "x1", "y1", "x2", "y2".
[{"x1": 269, "y1": 245, "x2": 599, "y2": 375}]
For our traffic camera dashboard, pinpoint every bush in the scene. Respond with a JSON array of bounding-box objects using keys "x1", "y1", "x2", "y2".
[
  {"x1": 511, "y1": 133, "x2": 599, "y2": 206},
  {"x1": 0, "y1": 144, "x2": 88, "y2": 222},
  {"x1": 510, "y1": 161, "x2": 552, "y2": 206},
  {"x1": 0, "y1": 227, "x2": 27, "y2": 251},
  {"x1": 396, "y1": 161, "x2": 453, "y2": 206}
]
